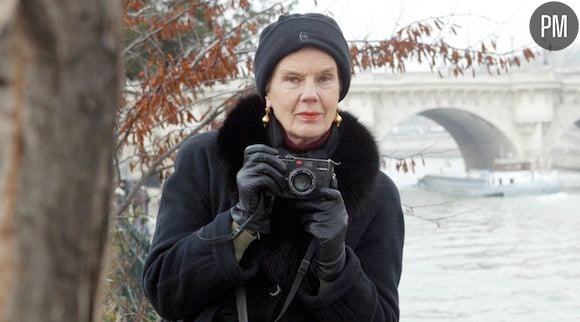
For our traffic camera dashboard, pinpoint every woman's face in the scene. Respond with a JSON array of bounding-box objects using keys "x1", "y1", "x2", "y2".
[{"x1": 266, "y1": 47, "x2": 340, "y2": 146}]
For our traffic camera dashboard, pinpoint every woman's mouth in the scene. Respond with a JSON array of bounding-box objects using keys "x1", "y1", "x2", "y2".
[{"x1": 298, "y1": 112, "x2": 321, "y2": 121}]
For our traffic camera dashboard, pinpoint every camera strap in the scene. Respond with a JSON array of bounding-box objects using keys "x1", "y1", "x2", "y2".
[
  {"x1": 235, "y1": 238, "x2": 317, "y2": 322},
  {"x1": 196, "y1": 211, "x2": 259, "y2": 244}
]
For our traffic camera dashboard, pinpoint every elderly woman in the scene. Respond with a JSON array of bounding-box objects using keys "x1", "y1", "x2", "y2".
[{"x1": 143, "y1": 13, "x2": 404, "y2": 322}]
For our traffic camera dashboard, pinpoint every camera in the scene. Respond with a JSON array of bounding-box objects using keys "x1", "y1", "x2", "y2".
[{"x1": 277, "y1": 155, "x2": 339, "y2": 199}]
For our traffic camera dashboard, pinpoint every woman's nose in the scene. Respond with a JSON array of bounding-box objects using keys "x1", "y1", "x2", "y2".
[{"x1": 300, "y1": 79, "x2": 319, "y2": 102}]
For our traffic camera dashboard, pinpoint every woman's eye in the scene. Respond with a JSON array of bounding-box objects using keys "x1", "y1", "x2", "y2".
[
  {"x1": 318, "y1": 74, "x2": 333, "y2": 82},
  {"x1": 285, "y1": 76, "x2": 299, "y2": 83}
]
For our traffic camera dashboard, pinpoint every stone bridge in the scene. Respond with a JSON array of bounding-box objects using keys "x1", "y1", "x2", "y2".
[{"x1": 342, "y1": 68, "x2": 580, "y2": 170}]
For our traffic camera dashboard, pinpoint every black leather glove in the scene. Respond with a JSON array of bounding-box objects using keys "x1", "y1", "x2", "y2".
[
  {"x1": 297, "y1": 188, "x2": 348, "y2": 281},
  {"x1": 231, "y1": 144, "x2": 287, "y2": 234}
]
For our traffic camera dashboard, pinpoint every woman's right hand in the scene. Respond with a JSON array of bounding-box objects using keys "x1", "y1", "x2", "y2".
[{"x1": 231, "y1": 144, "x2": 287, "y2": 234}]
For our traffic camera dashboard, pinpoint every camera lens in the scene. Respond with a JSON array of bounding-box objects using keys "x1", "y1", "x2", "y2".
[
  {"x1": 293, "y1": 173, "x2": 312, "y2": 192},
  {"x1": 288, "y1": 168, "x2": 316, "y2": 196}
]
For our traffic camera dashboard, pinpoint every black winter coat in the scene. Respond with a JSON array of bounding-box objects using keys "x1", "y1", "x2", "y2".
[{"x1": 143, "y1": 94, "x2": 405, "y2": 322}]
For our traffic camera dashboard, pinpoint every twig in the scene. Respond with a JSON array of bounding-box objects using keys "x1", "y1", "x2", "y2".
[
  {"x1": 113, "y1": 102, "x2": 226, "y2": 218},
  {"x1": 403, "y1": 202, "x2": 481, "y2": 227},
  {"x1": 123, "y1": 8, "x2": 190, "y2": 55}
]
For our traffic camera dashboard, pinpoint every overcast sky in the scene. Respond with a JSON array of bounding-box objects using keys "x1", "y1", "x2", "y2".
[{"x1": 296, "y1": 0, "x2": 579, "y2": 54}]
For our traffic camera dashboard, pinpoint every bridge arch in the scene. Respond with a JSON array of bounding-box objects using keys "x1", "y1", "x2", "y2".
[
  {"x1": 417, "y1": 108, "x2": 517, "y2": 169},
  {"x1": 544, "y1": 104, "x2": 580, "y2": 155},
  {"x1": 548, "y1": 116, "x2": 580, "y2": 169},
  {"x1": 377, "y1": 107, "x2": 518, "y2": 170}
]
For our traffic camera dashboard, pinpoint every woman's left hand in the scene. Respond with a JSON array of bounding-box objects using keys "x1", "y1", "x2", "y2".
[{"x1": 296, "y1": 188, "x2": 348, "y2": 281}]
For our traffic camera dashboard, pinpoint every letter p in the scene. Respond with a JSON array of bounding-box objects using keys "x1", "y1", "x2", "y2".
[{"x1": 541, "y1": 15, "x2": 552, "y2": 37}]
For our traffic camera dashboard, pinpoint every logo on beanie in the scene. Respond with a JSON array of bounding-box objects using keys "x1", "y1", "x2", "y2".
[{"x1": 299, "y1": 31, "x2": 310, "y2": 42}]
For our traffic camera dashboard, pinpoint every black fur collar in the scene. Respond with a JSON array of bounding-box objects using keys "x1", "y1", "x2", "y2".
[{"x1": 217, "y1": 94, "x2": 380, "y2": 216}]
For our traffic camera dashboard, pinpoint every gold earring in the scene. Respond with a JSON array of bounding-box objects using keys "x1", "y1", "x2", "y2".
[
  {"x1": 334, "y1": 112, "x2": 343, "y2": 128},
  {"x1": 262, "y1": 106, "x2": 271, "y2": 127}
]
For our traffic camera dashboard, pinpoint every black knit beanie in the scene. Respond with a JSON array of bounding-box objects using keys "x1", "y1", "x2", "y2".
[{"x1": 254, "y1": 13, "x2": 351, "y2": 102}]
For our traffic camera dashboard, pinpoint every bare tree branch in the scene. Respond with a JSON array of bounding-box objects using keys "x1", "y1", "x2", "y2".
[{"x1": 403, "y1": 202, "x2": 482, "y2": 227}]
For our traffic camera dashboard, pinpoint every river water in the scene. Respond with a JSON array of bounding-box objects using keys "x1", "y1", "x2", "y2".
[{"x1": 388, "y1": 159, "x2": 580, "y2": 322}]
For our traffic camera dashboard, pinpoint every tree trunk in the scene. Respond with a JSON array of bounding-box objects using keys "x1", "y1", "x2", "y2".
[{"x1": 0, "y1": 0, "x2": 121, "y2": 321}]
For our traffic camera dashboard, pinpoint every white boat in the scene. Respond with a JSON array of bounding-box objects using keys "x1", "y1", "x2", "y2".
[{"x1": 418, "y1": 159, "x2": 562, "y2": 197}]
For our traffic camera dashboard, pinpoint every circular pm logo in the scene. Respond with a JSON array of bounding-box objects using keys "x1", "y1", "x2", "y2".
[{"x1": 529, "y1": 1, "x2": 578, "y2": 51}]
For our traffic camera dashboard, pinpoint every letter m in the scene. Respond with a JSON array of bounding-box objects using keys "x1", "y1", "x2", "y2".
[{"x1": 553, "y1": 15, "x2": 568, "y2": 38}]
